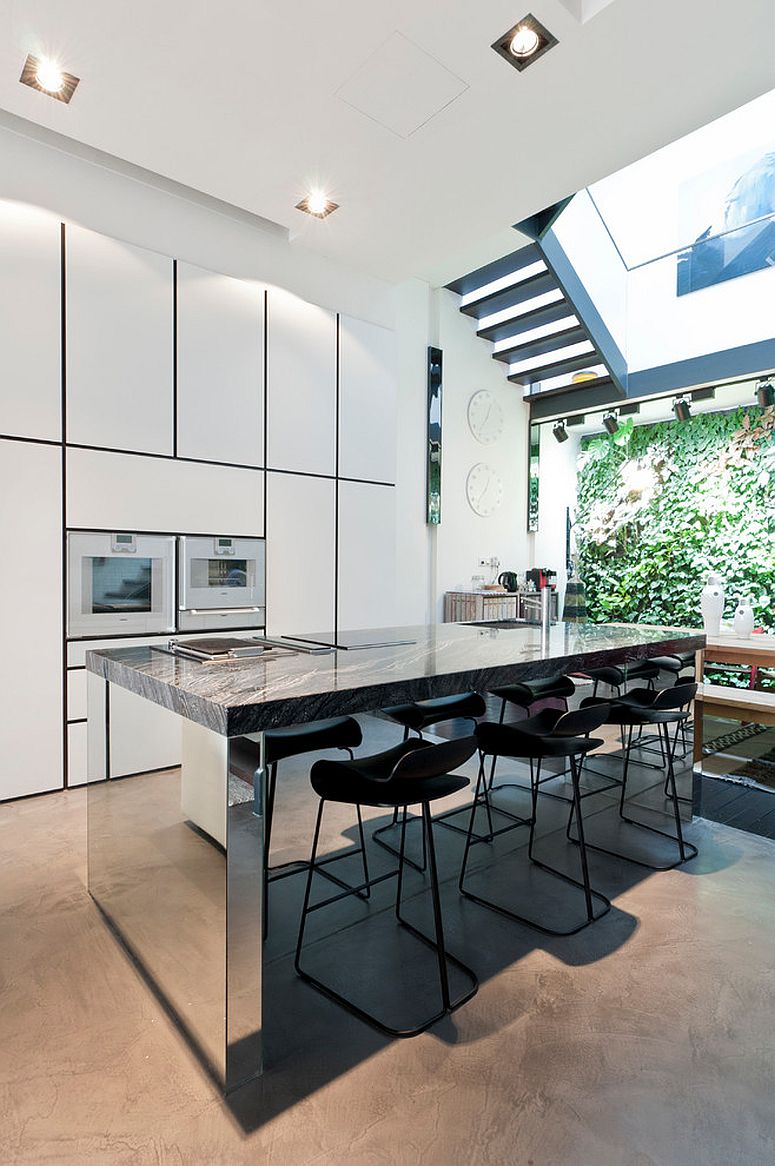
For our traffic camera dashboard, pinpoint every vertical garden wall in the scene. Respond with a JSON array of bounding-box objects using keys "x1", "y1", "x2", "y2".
[{"x1": 575, "y1": 406, "x2": 775, "y2": 632}]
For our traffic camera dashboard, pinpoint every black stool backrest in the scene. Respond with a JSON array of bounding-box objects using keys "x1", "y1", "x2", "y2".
[
  {"x1": 387, "y1": 735, "x2": 477, "y2": 783},
  {"x1": 552, "y1": 703, "x2": 612, "y2": 737},
  {"x1": 653, "y1": 681, "x2": 697, "y2": 711}
]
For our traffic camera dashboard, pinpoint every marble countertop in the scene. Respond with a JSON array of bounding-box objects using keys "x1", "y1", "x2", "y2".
[{"x1": 86, "y1": 622, "x2": 704, "y2": 736}]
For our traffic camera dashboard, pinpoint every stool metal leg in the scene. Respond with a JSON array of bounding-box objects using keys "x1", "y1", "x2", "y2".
[
  {"x1": 297, "y1": 798, "x2": 477, "y2": 1038},
  {"x1": 459, "y1": 755, "x2": 610, "y2": 937},
  {"x1": 567, "y1": 722, "x2": 697, "y2": 871}
]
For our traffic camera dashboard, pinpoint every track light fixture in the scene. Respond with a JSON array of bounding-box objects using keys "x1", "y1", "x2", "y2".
[
  {"x1": 602, "y1": 411, "x2": 619, "y2": 435},
  {"x1": 673, "y1": 397, "x2": 691, "y2": 422},
  {"x1": 756, "y1": 378, "x2": 775, "y2": 408},
  {"x1": 552, "y1": 419, "x2": 568, "y2": 443}
]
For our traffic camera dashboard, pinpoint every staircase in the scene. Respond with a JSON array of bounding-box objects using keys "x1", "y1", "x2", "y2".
[{"x1": 446, "y1": 242, "x2": 621, "y2": 415}]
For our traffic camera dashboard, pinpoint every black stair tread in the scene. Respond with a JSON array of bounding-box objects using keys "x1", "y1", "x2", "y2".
[
  {"x1": 461, "y1": 269, "x2": 559, "y2": 321},
  {"x1": 477, "y1": 295, "x2": 570, "y2": 342},
  {"x1": 446, "y1": 244, "x2": 541, "y2": 297},
  {"x1": 523, "y1": 376, "x2": 615, "y2": 402},
  {"x1": 508, "y1": 350, "x2": 601, "y2": 386},
  {"x1": 492, "y1": 323, "x2": 588, "y2": 363}
]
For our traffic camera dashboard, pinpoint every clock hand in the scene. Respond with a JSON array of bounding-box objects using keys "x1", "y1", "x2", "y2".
[{"x1": 476, "y1": 479, "x2": 491, "y2": 508}]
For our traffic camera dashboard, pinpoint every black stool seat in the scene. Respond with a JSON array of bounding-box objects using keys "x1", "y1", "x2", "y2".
[
  {"x1": 477, "y1": 719, "x2": 603, "y2": 760},
  {"x1": 382, "y1": 692, "x2": 486, "y2": 733},
  {"x1": 311, "y1": 738, "x2": 470, "y2": 807},
  {"x1": 490, "y1": 673, "x2": 575, "y2": 710},
  {"x1": 297, "y1": 735, "x2": 479, "y2": 1039},
  {"x1": 648, "y1": 653, "x2": 696, "y2": 676},
  {"x1": 265, "y1": 715, "x2": 362, "y2": 764},
  {"x1": 584, "y1": 661, "x2": 660, "y2": 689},
  {"x1": 581, "y1": 692, "x2": 689, "y2": 727}
]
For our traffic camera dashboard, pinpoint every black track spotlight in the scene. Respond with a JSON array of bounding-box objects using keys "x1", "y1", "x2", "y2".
[
  {"x1": 602, "y1": 411, "x2": 619, "y2": 435},
  {"x1": 756, "y1": 378, "x2": 775, "y2": 408},
  {"x1": 552, "y1": 419, "x2": 568, "y2": 443},
  {"x1": 673, "y1": 397, "x2": 691, "y2": 422}
]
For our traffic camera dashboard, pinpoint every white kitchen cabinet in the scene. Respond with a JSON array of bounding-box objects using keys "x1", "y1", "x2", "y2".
[
  {"x1": 337, "y1": 481, "x2": 397, "y2": 632},
  {"x1": 66, "y1": 447, "x2": 264, "y2": 536},
  {"x1": 0, "y1": 204, "x2": 61, "y2": 442},
  {"x1": 0, "y1": 440, "x2": 62, "y2": 800},
  {"x1": 66, "y1": 225, "x2": 173, "y2": 454},
  {"x1": 176, "y1": 262, "x2": 264, "y2": 467},
  {"x1": 266, "y1": 472, "x2": 336, "y2": 636},
  {"x1": 339, "y1": 315, "x2": 397, "y2": 484},
  {"x1": 266, "y1": 289, "x2": 336, "y2": 476},
  {"x1": 69, "y1": 656, "x2": 181, "y2": 787}
]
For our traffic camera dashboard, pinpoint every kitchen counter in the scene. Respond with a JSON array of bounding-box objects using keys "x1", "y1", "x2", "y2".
[
  {"x1": 85, "y1": 620, "x2": 703, "y2": 1094},
  {"x1": 86, "y1": 621, "x2": 704, "y2": 737}
]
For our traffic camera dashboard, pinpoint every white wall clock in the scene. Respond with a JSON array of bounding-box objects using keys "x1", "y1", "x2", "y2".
[
  {"x1": 466, "y1": 462, "x2": 504, "y2": 517},
  {"x1": 467, "y1": 389, "x2": 504, "y2": 445}
]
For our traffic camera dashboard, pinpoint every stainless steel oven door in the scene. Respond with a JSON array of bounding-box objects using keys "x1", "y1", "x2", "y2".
[
  {"x1": 178, "y1": 536, "x2": 266, "y2": 631},
  {"x1": 67, "y1": 532, "x2": 176, "y2": 638}
]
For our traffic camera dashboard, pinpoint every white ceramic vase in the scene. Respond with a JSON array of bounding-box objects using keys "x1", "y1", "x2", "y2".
[
  {"x1": 733, "y1": 595, "x2": 755, "y2": 638},
  {"x1": 700, "y1": 573, "x2": 725, "y2": 637}
]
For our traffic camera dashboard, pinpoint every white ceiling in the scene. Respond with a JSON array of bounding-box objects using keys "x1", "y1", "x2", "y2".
[{"x1": 1, "y1": 0, "x2": 774, "y2": 285}]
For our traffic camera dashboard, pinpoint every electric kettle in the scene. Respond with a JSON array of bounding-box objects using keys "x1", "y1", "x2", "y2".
[{"x1": 498, "y1": 571, "x2": 519, "y2": 593}]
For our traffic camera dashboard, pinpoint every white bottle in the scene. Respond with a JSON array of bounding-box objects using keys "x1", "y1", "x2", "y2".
[
  {"x1": 700, "y1": 573, "x2": 725, "y2": 638},
  {"x1": 733, "y1": 595, "x2": 755, "y2": 639}
]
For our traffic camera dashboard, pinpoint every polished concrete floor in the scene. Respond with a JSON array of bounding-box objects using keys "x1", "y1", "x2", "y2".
[{"x1": 3, "y1": 725, "x2": 775, "y2": 1164}]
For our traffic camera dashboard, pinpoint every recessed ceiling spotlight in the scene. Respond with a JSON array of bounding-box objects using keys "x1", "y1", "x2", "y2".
[
  {"x1": 552, "y1": 419, "x2": 568, "y2": 443},
  {"x1": 492, "y1": 14, "x2": 558, "y2": 72},
  {"x1": 19, "y1": 53, "x2": 80, "y2": 103},
  {"x1": 602, "y1": 411, "x2": 619, "y2": 434},
  {"x1": 295, "y1": 189, "x2": 339, "y2": 219},
  {"x1": 673, "y1": 397, "x2": 691, "y2": 422},
  {"x1": 510, "y1": 25, "x2": 541, "y2": 57},
  {"x1": 756, "y1": 378, "x2": 774, "y2": 408}
]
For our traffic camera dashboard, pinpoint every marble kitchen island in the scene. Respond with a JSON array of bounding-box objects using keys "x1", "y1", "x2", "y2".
[{"x1": 85, "y1": 621, "x2": 704, "y2": 1093}]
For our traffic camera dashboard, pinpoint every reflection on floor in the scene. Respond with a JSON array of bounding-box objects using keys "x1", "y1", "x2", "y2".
[{"x1": 2, "y1": 711, "x2": 775, "y2": 1164}]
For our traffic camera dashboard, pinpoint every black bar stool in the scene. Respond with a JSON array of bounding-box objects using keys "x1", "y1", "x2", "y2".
[
  {"x1": 375, "y1": 692, "x2": 487, "y2": 867},
  {"x1": 295, "y1": 735, "x2": 479, "y2": 1037},
  {"x1": 263, "y1": 716, "x2": 363, "y2": 936},
  {"x1": 486, "y1": 673, "x2": 619, "y2": 807},
  {"x1": 459, "y1": 704, "x2": 613, "y2": 936},
  {"x1": 572, "y1": 682, "x2": 698, "y2": 870},
  {"x1": 648, "y1": 653, "x2": 696, "y2": 766}
]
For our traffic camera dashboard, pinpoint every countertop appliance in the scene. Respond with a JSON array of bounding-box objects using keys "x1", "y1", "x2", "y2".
[
  {"x1": 178, "y1": 536, "x2": 265, "y2": 632},
  {"x1": 67, "y1": 531, "x2": 176, "y2": 638},
  {"x1": 526, "y1": 567, "x2": 557, "y2": 591},
  {"x1": 497, "y1": 571, "x2": 520, "y2": 593}
]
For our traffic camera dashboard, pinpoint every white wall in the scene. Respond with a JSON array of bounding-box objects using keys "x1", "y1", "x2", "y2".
[{"x1": 435, "y1": 290, "x2": 530, "y2": 617}]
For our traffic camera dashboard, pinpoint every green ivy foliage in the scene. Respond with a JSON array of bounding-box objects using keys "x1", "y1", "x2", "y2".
[{"x1": 575, "y1": 405, "x2": 775, "y2": 631}]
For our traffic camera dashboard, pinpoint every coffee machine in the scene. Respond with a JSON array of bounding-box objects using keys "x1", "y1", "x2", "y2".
[{"x1": 526, "y1": 567, "x2": 557, "y2": 591}]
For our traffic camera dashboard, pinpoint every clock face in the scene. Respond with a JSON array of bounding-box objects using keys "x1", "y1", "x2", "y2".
[
  {"x1": 468, "y1": 390, "x2": 504, "y2": 445},
  {"x1": 466, "y1": 462, "x2": 504, "y2": 517}
]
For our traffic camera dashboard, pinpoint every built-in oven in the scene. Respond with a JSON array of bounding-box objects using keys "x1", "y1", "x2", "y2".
[
  {"x1": 67, "y1": 531, "x2": 176, "y2": 638},
  {"x1": 178, "y1": 536, "x2": 265, "y2": 631}
]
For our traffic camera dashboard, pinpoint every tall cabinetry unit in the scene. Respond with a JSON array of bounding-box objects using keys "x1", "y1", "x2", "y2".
[
  {"x1": 265, "y1": 290, "x2": 337, "y2": 635},
  {"x1": 66, "y1": 226, "x2": 174, "y2": 455},
  {"x1": 338, "y1": 315, "x2": 398, "y2": 631},
  {"x1": 0, "y1": 205, "x2": 61, "y2": 442},
  {"x1": 0, "y1": 440, "x2": 63, "y2": 798}
]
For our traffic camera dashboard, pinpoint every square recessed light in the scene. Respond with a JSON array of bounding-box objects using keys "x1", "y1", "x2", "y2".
[
  {"x1": 295, "y1": 193, "x2": 339, "y2": 219},
  {"x1": 19, "y1": 53, "x2": 80, "y2": 102},
  {"x1": 492, "y1": 14, "x2": 558, "y2": 71}
]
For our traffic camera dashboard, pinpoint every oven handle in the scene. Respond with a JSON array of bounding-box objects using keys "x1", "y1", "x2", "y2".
[{"x1": 179, "y1": 606, "x2": 265, "y2": 615}]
